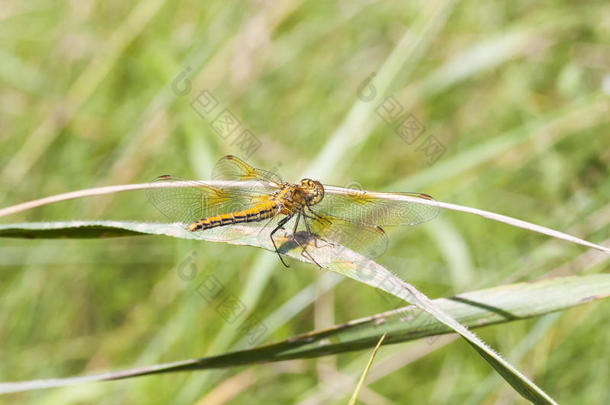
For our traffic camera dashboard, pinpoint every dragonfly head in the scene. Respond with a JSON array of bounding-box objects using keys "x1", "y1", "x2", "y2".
[{"x1": 299, "y1": 178, "x2": 325, "y2": 206}]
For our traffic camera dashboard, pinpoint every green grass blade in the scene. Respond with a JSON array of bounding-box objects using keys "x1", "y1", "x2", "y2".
[
  {"x1": 1, "y1": 274, "x2": 607, "y2": 395},
  {"x1": 347, "y1": 333, "x2": 387, "y2": 405},
  {"x1": 0, "y1": 221, "x2": 147, "y2": 238},
  {"x1": 329, "y1": 259, "x2": 562, "y2": 405}
]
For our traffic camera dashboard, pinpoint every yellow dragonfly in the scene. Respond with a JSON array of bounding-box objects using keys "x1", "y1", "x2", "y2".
[{"x1": 147, "y1": 155, "x2": 439, "y2": 267}]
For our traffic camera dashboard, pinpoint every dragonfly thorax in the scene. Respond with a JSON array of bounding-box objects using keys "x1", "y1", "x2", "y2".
[{"x1": 298, "y1": 178, "x2": 324, "y2": 206}]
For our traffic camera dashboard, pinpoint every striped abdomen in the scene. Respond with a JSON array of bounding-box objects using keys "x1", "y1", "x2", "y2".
[{"x1": 187, "y1": 200, "x2": 279, "y2": 231}]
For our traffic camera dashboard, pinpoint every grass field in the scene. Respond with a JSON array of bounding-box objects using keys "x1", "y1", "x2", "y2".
[{"x1": 1, "y1": 0, "x2": 609, "y2": 404}]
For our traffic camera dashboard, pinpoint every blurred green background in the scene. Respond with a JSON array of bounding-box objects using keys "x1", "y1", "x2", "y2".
[{"x1": 1, "y1": 0, "x2": 609, "y2": 403}]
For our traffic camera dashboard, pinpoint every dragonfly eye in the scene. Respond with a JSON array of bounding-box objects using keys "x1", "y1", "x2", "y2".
[{"x1": 300, "y1": 178, "x2": 324, "y2": 205}]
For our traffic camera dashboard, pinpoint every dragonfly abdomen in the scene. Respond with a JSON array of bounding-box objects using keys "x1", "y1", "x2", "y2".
[{"x1": 188, "y1": 200, "x2": 279, "y2": 231}]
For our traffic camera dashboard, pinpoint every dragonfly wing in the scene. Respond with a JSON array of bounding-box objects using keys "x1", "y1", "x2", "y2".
[
  {"x1": 146, "y1": 175, "x2": 273, "y2": 224},
  {"x1": 308, "y1": 214, "x2": 389, "y2": 259},
  {"x1": 212, "y1": 155, "x2": 283, "y2": 185},
  {"x1": 316, "y1": 189, "x2": 440, "y2": 226}
]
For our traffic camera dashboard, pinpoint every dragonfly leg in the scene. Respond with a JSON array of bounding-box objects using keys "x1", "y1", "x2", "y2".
[
  {"x1": 297, "y1": 240, "x2": 323, "y2": 268},
  {"x1": 297, "y1": 212, "x2": 325, "y2": 268},
  {"x1": 302, "y1": 216, "x2": 326, "y2": 247},
  {"x1": 307, "y1": 207, "x2": 332, "y2": 224},
  {"x1": 291, "y1": 213, "x2": 323, "y2": 268},
  {"x1": 292, "y1": 212, "x2": 301, "y2": 235},
  {"x1": 304, "y1": 207, "x2": 332, "y2": 249},
  {"x1": 255, "y1": 204, "x2": 284, "y2": 238},
  {"x1": 270, "y1": 215, "x2": 292, "y2": 268}
]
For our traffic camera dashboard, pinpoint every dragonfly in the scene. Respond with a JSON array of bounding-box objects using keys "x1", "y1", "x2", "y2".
[{"x1": 147, "y1": 155, "x2": 439, "y2": 268}]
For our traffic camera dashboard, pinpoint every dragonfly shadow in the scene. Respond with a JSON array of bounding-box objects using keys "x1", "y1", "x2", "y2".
[
  {"x1": 275, "y1": 229, "x2": 374, "y2": 268},
  {"x1": 276, "y1": 230, "x2": 319, "y2": 255}
]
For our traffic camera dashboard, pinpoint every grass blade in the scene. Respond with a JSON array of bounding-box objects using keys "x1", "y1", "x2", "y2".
[
  {"x1": 1, "y1": 181, "x2": 608, "y2": 253},
  {"x1": 0, "y1": 274, "x2": 607, "y2": 395},
  {"x1": 347, "y1": 333, "x2": 387, "y2": 405},
  {"x1": 328, "y1": 261, "x2": 559, "y2": 404}
]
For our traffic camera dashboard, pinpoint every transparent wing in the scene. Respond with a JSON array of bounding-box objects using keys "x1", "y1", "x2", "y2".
[
  {"x1": 307, "y1": 214, "x2": 389, "y2": 259},
  {"x1": 212, "y1": 155, "x2": 283, "y2": 185},
  {"x1": 146, "y1": 175, "x2": 277, "y2": 224},
  {"x1": 316, "y1": 189, "x2": 439, "y2": 226}
]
